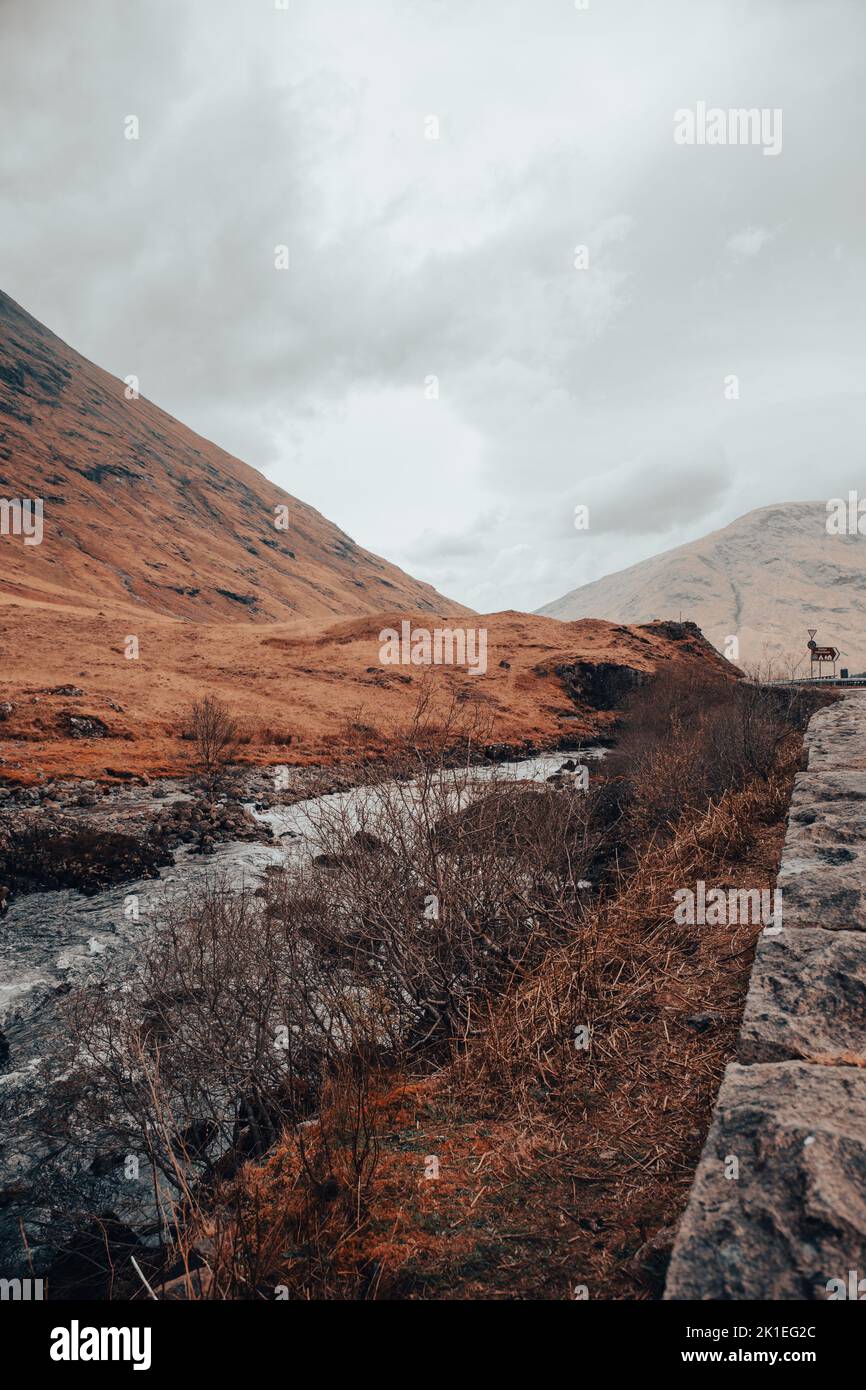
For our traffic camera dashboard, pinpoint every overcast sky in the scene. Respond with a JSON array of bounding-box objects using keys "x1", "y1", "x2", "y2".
[{"x1": 2, "y1": 0, "x2": 865, "y2": 613}]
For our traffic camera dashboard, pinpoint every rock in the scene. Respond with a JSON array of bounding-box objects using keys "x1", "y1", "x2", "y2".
[
  {"x1": 739, "y1": 928, "x2": 866, "y2": 1065},
  {"x1": 778, "y1": 714, "x2": 866, "y2": 928},
  {"x1": 627, "y1": 1224, "x2": 677, "y2": 1291},
  {"x1": 776, "y1": 846, "x2": 866, "y2": 930},
  {"x1": 685, "y1": 1011, "x2": 724, "y2": 1033},
  {"x1": 665, "y1": 1061, "x2": 866, "y2": 1300},
  {"x1": 89, "y1": 1150, "x2": 126, "y2": 1177},
  {"x1": 0, "y1": 701, "x2": 14, "y2": 720},
  {"x1": 353, "y1": 831, "x2": 383, "y2": 853},
  {"x1": 313, "y1": 853, "x2": 343, "y2": 870},
  {"x1": 0, "y1": 1028, "x2": 9, "y2": 1065},
  {"x1": 63, "y1": 714, "x2": 109, "y2": 739}
]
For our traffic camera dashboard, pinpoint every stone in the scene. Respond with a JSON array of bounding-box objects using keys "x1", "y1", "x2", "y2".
[
  {"x1": 785, "y1": 806, "x2": 866, "y2": 849},
  {"x1": 739, "y1": 928, "x2": 866, "y2": 1064},
  {"x1": 776, "y1": 847, "x2": 866, "y2": 929},
  {"x1": 353, "y1": 831, "x2": 383, "y2": 853},
  {"x1": 789, "y1": 768, "x2": 866, "y2": 808},
  {"x1": 685, "y1": 1011, "x2": 725, "y2": 1033},
  {"x1": 64, "y1": 714, "x2": 109, "y2": 739},
  {"x1": 626, "y1": 1224, "x2": 677, "y2": 1291},
  {"x1": 667, "y1": 697, "x2": 866, "y2": 1298},
  {"x1": 665, "y1": 1061, "x2": 866, "y2": 1300}
]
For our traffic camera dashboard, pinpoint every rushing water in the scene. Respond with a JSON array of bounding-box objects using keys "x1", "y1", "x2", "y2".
[{"x1": 0, "y1": 749, "x2": 600, "y2": 1272}]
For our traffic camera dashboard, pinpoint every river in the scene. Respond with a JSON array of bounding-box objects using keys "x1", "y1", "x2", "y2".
[{"x1": 0, "y1": 748, "x2": 599, "y2": 1277}]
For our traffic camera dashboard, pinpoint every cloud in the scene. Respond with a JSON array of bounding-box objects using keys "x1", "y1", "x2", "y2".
[
  {"x1": 726, "y1": 226, "x2": 775, "y2": 258},
  {"x1": 1, "y1": 0, "x2": 864, "y2": 613}
]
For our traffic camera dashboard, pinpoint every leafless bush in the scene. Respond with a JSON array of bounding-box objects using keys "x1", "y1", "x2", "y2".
[
  {"x1": 187, "y1": 696, "x2": 240, "y2": 797},
  {"x1": 162, "y1": 1056, "x2": 382, "y2": 1300},
  {"x1": 63, "y1": 701, "x2": 606, "y2": 1275},
  {"x1": 604, "y1": 669, "x2": 798, "y2": 840},
  {"x1": 58, "y1": 673, "x2": 811, "y2": 1295}
]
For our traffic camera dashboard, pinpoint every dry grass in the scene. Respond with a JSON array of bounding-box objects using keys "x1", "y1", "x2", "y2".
[
  {"x1": 57, "y1": 676, "x2": 833, "y2": 1300},
  {"x1": 128, "y1": 685, "x2": 829, "y2": 1301}
]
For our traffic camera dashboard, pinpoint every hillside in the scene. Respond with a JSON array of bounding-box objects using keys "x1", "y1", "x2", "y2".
[
  {"x1": 0, "y1": 609, "x2": 733, "y2": 782},
  {"x1": 0, "y1": 289, "x2": 462, "y2": 622},
  {"x1": 0, "y1": 291, "x2": 737, "y2": 784},
  {"x1": 538, "y1": 502, "x2": 866, "y2": 672}
]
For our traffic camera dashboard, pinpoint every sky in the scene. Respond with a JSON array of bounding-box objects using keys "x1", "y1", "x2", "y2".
[{"x1": 1, "y1": 0, "x2": 865, "y2": 614}]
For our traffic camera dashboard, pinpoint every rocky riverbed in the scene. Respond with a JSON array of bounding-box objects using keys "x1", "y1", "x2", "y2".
[{"x1": 0, "y1": 749, "x2": 601, "y2": 1287}]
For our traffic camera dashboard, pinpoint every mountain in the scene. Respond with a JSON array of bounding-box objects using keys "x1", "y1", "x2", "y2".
[
  {"x1": 0, "y1": 289, "x2": 464, "y2": 622},
  {"x1": 0, "y1": 290, "x2": 735, "y2": 785},
  {"x1": 538, "y1": 501, "x2": 866, "y2": 673}
]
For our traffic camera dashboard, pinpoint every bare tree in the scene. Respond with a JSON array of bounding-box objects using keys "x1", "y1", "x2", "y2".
[{"x1": 188, "y1": 696, "x2": 239, "y2": 797}]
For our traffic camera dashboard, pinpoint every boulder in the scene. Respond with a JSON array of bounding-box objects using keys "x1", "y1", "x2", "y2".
[
  {"x1": 776, "y1": 846, "x2": 866, "y2": 929},
  {"x1": 63, "y1": 713, "x2": 109, "y2": 739},
  {"x1": 665, "y1": 1061, "x2": 866, "y2": 1300},
  {"x1": 739, "y1": 928, "x2": 866, "y2": 1065},
  {"x1": 353, "y1": 830, "x2": 383, "y2": 854}
]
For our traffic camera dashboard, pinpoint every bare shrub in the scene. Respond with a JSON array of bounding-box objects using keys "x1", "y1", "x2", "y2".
[
  {"x1": 187, "y1": 696, "x2": 240, "y2": 797},
  {"x1": 603, "y1": 668, "x2": 802, "y2": 842},
  {"x1": 58, "y1": 670, "x2": 814, "y2": 1297},
  {"x1": 165, "y1": 1058, "x2": 382, "y2": 1299}
]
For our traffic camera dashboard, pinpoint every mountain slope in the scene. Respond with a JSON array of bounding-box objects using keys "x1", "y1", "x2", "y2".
[
  {"x1": 0, "y1": 290, "x2": 738, "y2": 786},
  {"x1": 0, "y1": 609, "x2": 734, "y2": 782},
  {"x1": 0, "y1": 289, "x2": 465, "y2": 622},
  {"x1": 538, "y1": 501, "x2": 866, "y2": 671}
]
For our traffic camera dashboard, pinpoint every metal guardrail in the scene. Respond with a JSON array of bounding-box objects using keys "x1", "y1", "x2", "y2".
[{"x1": 765, "y1": 676, "x2": 866, "y2": 687}]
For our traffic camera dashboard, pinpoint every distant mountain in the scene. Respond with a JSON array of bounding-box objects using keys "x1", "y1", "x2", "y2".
[
  {"x1": 0, "y1": 289, "x2": 465, "y2": 622},
  {"x1": 538, "y1": 502, "x2": 866, "y2": 672}
]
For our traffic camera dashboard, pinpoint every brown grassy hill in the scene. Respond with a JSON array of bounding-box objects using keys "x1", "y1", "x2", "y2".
[
  {"x1": 0, "y1": 289, "x2": 464, "y2": 622},
  {"x1": 0, "y1": 292, "x2": 737, "y2": 785},
  {"x1": 0, "y1": 605, "x2": 735, "y2": 782}
]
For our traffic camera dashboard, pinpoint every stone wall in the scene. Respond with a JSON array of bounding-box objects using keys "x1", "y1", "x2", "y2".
[{"x1": 665, "y1": 692, "x2": 866, "y2": 1300}]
